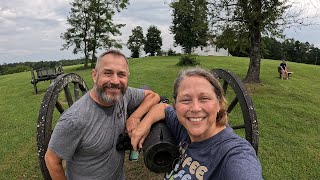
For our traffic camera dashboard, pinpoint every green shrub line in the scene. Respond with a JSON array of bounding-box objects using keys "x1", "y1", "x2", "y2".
[
  {"x1": 0, "y1": 56, "x2": 319, "y2": 179},
  {"x1": 0, "y1": 59, "x2": 86, "y2": 76}
]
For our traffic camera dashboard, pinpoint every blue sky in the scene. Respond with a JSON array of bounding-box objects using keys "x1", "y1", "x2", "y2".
[{"x1": 0, "y1": 0, "x2": 319, "y2": 64}]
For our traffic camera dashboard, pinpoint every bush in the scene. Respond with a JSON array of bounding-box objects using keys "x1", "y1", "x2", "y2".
[
  {"x1": 131, "y1": 50, "x2": 140, "y2": 58},
  {"x1": 168, "y1": 48, "x2": 176, "y2": 56},
  {"x1": 176, "y1": 55, "x2": 200, "y2": 66},
  {"x1": 156, "y1": 50, "x2": 164, "y2": 56}
]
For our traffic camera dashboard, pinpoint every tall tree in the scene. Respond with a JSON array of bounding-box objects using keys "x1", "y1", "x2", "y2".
[
  {"x1": 61, "y1": 0, "x2": 129, "y2": 68},
  {"x1": 61, "y1": 0, "x2": 91, "y2": 68},
  {"x1": 87, "y1": 0, "x2": 128, "y2": 67},
  {"x1": 207, "y1": 0, "x2": 304, "y2": 83},
  {"x1": 170, "y1": 0, "x2": 209, "y2": 54},
  {"x1": 144, "y1": 25, "x2": 162, "y2": 56},
  {"x1": 127, "y1": 26, "x2": 144, "y2": 58}
]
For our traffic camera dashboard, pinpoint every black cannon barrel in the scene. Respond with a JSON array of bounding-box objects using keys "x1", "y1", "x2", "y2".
[{"x1": 143, "y1": 122, "x2": 179, "y2": 173}]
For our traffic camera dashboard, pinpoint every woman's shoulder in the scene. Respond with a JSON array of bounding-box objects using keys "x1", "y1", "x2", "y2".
[{"x1": 218, "y1": 127, "x2": 255, "y2": 152}]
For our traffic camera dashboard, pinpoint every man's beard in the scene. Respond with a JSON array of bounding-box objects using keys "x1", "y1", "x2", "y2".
[{"x1": 95, "y1": 83, "x2": 127, "y2": 104}]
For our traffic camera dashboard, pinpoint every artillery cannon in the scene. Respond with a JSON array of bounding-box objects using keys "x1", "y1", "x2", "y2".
[{"x1": 36, "y1": 69, "x2": 258, "y2": 179}]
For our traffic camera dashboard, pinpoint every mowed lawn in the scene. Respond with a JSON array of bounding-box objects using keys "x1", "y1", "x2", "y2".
[{"x1": 0, "y1": 56, "x2": 319, "y2": 179}]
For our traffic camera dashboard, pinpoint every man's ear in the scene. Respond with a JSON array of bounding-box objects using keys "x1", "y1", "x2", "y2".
[
  {"x1": 92, "y1": 69, "x2": 97, "y2": 84},
  {"x1": 172, "y1": 99, "x2": 176, "y2": 110}
]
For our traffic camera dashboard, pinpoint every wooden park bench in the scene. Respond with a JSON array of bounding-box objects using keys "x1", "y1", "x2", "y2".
[
  {"x1": 277, "y1": 66, "x2": 293, "y2": 79},
  {"x1": 31, "y1": 65, "x2": 64, "y2": 94}
]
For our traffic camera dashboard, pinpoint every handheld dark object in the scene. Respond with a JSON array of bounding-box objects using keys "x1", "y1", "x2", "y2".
[
  {"x1": 116, "y1": 122, "x2": 179, "y2": 173},
  {"x1": 142, "y1": 122, "x2": 179, "y2": 173},
  {"x1": 116, "y1": 133, "x2": 132, "y2": 151}
]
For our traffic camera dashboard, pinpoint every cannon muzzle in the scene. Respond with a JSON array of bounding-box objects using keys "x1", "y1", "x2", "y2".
[{"x1": 143, "y1": 122, "x2": 179, "y2": 173}]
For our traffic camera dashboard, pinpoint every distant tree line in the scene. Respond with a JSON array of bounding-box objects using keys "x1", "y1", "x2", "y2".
[
  {"x1": 229, "y1": 36, "x2": 320, "y2": 65},
  {"x1": 2, "y1": 34, "x2": 319, "y2": 76},
  {"x1": 0, "y1": 59, "x2": 85, "y2": 76}
]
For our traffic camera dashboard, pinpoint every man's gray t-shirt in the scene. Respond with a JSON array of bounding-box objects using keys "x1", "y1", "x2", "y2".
[{"x1": 48, "y1": 87, "x2": 144, "y2": 180}]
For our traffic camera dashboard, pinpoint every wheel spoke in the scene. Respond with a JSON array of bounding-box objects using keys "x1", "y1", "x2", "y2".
[
  {"x1": 55, "y1": 101, "x2": 65, "y2": 114},
  {"x1": 231, "y1": 124, "x2": 245, "y2": 129},
  {"x1": 64, "y1": 85, "x2": 73, "y2": 107},
  {"x1": 227, "y1": 96, "x2": 239, "y2": 114},
  {"x1": 74, "y1": 82, "x2": 80, "y2": 101},
  {"x1": 222, "y1": 80, "x2": 228, "y2": 94}
]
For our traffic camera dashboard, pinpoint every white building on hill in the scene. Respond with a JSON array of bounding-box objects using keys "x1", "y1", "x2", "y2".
[{"x1": 193, "y1": 45, "x2": 230, "y2": 56}]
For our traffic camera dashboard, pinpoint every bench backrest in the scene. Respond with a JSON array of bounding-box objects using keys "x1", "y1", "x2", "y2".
[
  {"x1": 35, "y1": 66, "x2": 63, "y2": 78},
  {"x1": 37, "y1": 68, "x2": 56, "y2": 78}
]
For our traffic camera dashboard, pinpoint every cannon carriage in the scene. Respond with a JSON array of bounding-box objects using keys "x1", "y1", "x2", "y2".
[{"x1": 36, "y1": 69, "x2": 258, "y2": 179}]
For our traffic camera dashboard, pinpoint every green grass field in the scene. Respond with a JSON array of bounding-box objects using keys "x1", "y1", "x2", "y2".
[{"x1": 0, "y1": 56, "x2": 319, "y2": 179}]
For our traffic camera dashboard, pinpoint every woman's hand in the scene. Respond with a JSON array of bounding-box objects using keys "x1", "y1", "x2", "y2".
[
  {"x1": 130, "y1": 103, "x2": 169, "y2": 151},
  {"x1": 130, "y1": 121, "x2": 152, "y2": 151}
]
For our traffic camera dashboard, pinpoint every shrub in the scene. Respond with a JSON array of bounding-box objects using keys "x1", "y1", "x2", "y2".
[
  {"x1": 131, "y1": 51, "x2": 140, "y2": 58},
  {"x1": 168, "y1": 48, "x2": 176, "y2": 56},
  {"x1": 176, "y1": 55, "x2": 200, "y2": 66}
]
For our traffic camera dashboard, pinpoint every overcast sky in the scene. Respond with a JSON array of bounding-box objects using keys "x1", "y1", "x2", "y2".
[{"x1": 0, "y1": 0, "x2": 319, "y2": 64}]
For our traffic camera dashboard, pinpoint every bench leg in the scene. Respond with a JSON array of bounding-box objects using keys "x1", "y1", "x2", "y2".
[{"x1": 34, "y1": 83, "x2": 38, "y2": 94}]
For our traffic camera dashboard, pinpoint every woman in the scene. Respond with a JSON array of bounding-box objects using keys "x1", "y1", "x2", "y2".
[{"x1": 130, "y1": 67, "x2": 263, "y2": 180}]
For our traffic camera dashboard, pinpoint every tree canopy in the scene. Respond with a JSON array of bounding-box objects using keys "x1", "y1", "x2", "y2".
[
  {"x1": 144, "y1": 25, "x2": 163, "y2": 56},
  {"x1": 127, "y1": 26, "x2": 144, "y2": 58},
  {"x1": 61, "y1": 0, "x2": 129, "y2": 68},
  {"x1": 170, "y1": 0, "x2": 209, "y2": 54}
]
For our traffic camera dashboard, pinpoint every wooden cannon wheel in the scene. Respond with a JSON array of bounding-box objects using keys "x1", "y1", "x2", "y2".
[
  {"x1": 211, "y1": 69, "x2": 259, "y2": 153},
  {"x1": 36, "y1": 73, "x2": 88, "y2": 179}
]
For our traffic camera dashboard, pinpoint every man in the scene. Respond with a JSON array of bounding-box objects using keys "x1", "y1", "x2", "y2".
[{"x1": 45, "y1": 50, "x2": 160, "y2": 180}]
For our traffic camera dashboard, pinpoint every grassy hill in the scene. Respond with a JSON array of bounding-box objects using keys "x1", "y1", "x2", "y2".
[{"x1": 0, "y1": 56, "x2": 319, "y2": 179}]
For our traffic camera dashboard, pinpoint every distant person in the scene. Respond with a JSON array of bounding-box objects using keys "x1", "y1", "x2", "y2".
[
  {"x1": 279, "y1": 59, "x2": 289, "y2": 80},
  {"x1": 45, "y1": 50, "x2": 160, "y2": 179},
  {"x1": 131, "y1": 67, "x2": 263, "y2": 179}
]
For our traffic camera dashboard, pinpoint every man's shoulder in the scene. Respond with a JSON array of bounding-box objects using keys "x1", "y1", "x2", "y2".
[
  {"x1": 126, "y1": 86, "x2": 143, "y2": 92},
  {"x1": 124, "y1": 87, "x2": 144, "y2": 99}
]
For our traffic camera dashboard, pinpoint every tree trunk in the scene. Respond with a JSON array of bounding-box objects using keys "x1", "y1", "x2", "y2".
[
  {"x1": 244, "y1": 1, "x2": 262, "y2": 83},
  {"x1": 244, "y1": 27, "x2": 261, "y2": 83},
  {"x1": 84, "y1": 40, "x2": 89, "y2": 68},
  {"x1": 91, "y1": 51, "x2": 96, "y2": 68},
  {"x1": 84, "y1": 59, "x2": 89, "y2": 68},
  {"x1": 185, "y1": 46, "x2": 192, "y2": 54}
]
